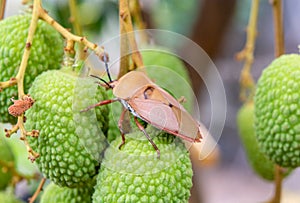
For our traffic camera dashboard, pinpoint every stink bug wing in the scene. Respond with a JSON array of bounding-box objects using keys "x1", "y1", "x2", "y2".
[
  {"x1": 129, "y1": 98, "x2": 201, "y2": 142},
  {"x1": 171, "y1": 105, "x2": 202, "y2": 141},
  {"x1": 129, "y1": 98, "x2": 179, "y2": 132},
  {"x1": 145, "y1": 85, "x2": 202, "y2": 141},
  {"x1": 113, "y1": 71, "x2": 153, "y2": 99}
]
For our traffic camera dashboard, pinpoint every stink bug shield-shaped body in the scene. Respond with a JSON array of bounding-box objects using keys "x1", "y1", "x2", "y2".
[
  {"x1": 114, "y1": 71, "x2": 202, "y2": 142},
  {"x1": 83, "y1": 70, "x2": 202, "y2": 157}
]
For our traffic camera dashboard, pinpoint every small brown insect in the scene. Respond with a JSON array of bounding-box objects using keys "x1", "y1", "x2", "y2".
[{"x1": 8, "y1": 95, "x2": 34, "y2": 117}]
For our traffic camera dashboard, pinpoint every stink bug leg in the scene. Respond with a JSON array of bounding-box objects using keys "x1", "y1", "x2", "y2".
[
  {"x1": 134, "y1": 117, "x2": 160, "y2": 158},
  {"x1": 80, "y1": 99, "x2": 118, "y2": 112},
  {"x1": 118, "y1": 108, "x2": 127, "y2": 149}
]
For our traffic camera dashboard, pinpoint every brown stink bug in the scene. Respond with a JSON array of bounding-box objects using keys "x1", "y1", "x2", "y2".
[{"x1": 82, "y1": 56, "x2": 202, "y2": 157}]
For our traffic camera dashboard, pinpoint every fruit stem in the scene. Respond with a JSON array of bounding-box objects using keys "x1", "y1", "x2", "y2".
[
  {"x1": 28, "y1": 177, "x2": 46, "y2": 203},
  {"x1": 38, "y1": 5, "x2": 105, "y2": 60},
  {"x1": 118, "y1": 0, "x2": 144, "y2": 79},
  {"x1": 68, "y1": 0, "x2": 87, "y2": 60},
  {"x1": 129, "y1": 0, "x2": 148, "y2": 44},
  {"x1": 267, "y1": 1, "x2": 285, "y2": 202},
  {"x1": 119, "y1": 0, "x2": 130, "y2": 79},
  {"x1": 0, "y1": 78, "x2": 17, "y2": 92},
  {"x1": 0, "y1": 0, "x2": 6, "y2": 20},
  {"x1": 267, "y1": 165, "x2": 283, "y2": 203},
  {"x1": 7, "y1": 0, "x2": 41, "y2": 161},
  {"x1": 16, "y1": 0, "x2": 40, "y2": 97},
  {"x1": 236, "y1": 0, "x2": 260, "y2": 102},
  {"x1": 270, "y1": 0, "x2": 284, "y2": 57}
]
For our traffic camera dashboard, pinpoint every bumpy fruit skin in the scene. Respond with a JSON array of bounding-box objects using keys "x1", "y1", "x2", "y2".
[
  {"x1": 26, "y1": 68, "x2": 109, "y2": 187},
  {"x1": 0, "y1": 14, "x2": 64, "y2": 124},
  {"x1": 237, "y1": 103, "x2": 292, "y2": 180},
  {"x1": 40, "y1": 182, "x2": 93, "y2": 203},
  {"x1": 93, "y1": 127, "x2": 193, "y2": 203},
  {"x1": 255, "y1": 54, "x2": 300, "y2": 168},
  {"x1": 0, "y1": 129, "x2": 14, "y2": 190},
  {"x1": 0, "y1": 192, "x2": 24, "y2": 203}
]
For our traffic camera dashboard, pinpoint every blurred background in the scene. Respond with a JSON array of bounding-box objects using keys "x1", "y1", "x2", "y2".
[{"x1": 3, "y1": 0, "x2": 300, "y2": 202}]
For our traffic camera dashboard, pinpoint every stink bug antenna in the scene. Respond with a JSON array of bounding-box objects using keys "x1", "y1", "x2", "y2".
[
  {"x1": 90, "y1": 75, "x2": 113, "y2": 89},
  {"x1": 103, "y1": 53, "x2": 112, "y2": 83}
]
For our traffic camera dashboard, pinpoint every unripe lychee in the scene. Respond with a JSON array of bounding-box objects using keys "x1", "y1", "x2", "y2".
[
  {"x1": 0, "y1": 14, "x2": 64, "y2": 124},
  {"x1": 41, "y1": 182, "x2": 94, "y2": 203},
  {"x1": 93, "y1": 127, "x2": 193, "y2": 203},
  {"x1": 255, "y1": 54, "x2": 300, "y2": 168},
  {"x1": 26, "y1": 67, "x2": 109, "y2": 187}
]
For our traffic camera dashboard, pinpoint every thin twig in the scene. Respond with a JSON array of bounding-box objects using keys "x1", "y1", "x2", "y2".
[
  {"x1": 28, "y1": 177, "x2": 46, "y2": 203},
  {"x1": 40, "y1": 11, "x2": 103, "y2": 56},
  {"x1": 119, "y1": 0, "x2": 131, "y2": 78},
  {"x1": 273, "y1": 165, "x2": 283, "y2": 203},
  {"x1": 270, "y1": 0, "x2": 284, "y2": 57},
  {"x1": 236, "y1": 0, "x2": 260, "y2": 102},
  {"x1": 4, "y1": 0, "x2": 41, "y2": 161},
  {"x1": 129, "y1": 0, "x2": 148, "y2": 44},
  {"x1": 0, "y1": 0, "x2": 6, "y2": 20},
  {"x1": 267, "y1": 1, "x2": 285, "y2": 202},
  {"x1": 68, "y1": 0, "x2": 87, "y2": 60},
  {"x1": 266, "y1": 165, "x2": 283, "y2": 203},
  {"x1": 0, "y1": 77, "x2": 17, "y2": 92},
  {"x1": 118, "y1": 0, "x2": 144, "y2": 78},
  {"x1": 16, "y1": 0, "x2": 40, "y2": 97},
  {"x1": 39, "y1": 10, "x2": 104, "y2": 58}
]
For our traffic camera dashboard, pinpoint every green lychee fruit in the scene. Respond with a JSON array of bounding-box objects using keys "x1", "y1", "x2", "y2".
[
  {"x1": 0, "y1": 192, "x2": 24, "y2": 203},
  {"x1": 142, "y1": 49, "x2": 194, "y2": 113},
  {"x1": 26, "y1": 67, "x2": 109, "y2": 187},
  {"x1": 237, "y1": 103, "x2": 292, "y2": 180},
  {"x1": 40, "y1": 182, "x2": 94, "y2": 203},
  {"x1": 0, "y1": 127, "x2": 14, "y2": 190},
  {"x1": 255, "y1": 54, "x2": 300, "y2": 168},
  {"x1": 92, "y1": 127, "x2": 193, "y2": 203},
  {"x1": 0, "y1": 14, "x2": 64, "y2": 124}
]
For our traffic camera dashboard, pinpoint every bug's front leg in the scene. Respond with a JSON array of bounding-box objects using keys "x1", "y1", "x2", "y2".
[
  {"x1": 118, "y1": 108, "x2": 128, "y2": 149},
  {"x1": 134, "y1": 117, "x2": 160, "y2": 158},
  {"x1": 80, "y1": 98, "x2": 119, "y2": 112}
]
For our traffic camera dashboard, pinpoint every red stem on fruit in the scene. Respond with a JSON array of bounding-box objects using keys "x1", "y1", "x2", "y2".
[{"x1": 28, "y1": 177, "x2": 46, "y2": 203}]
